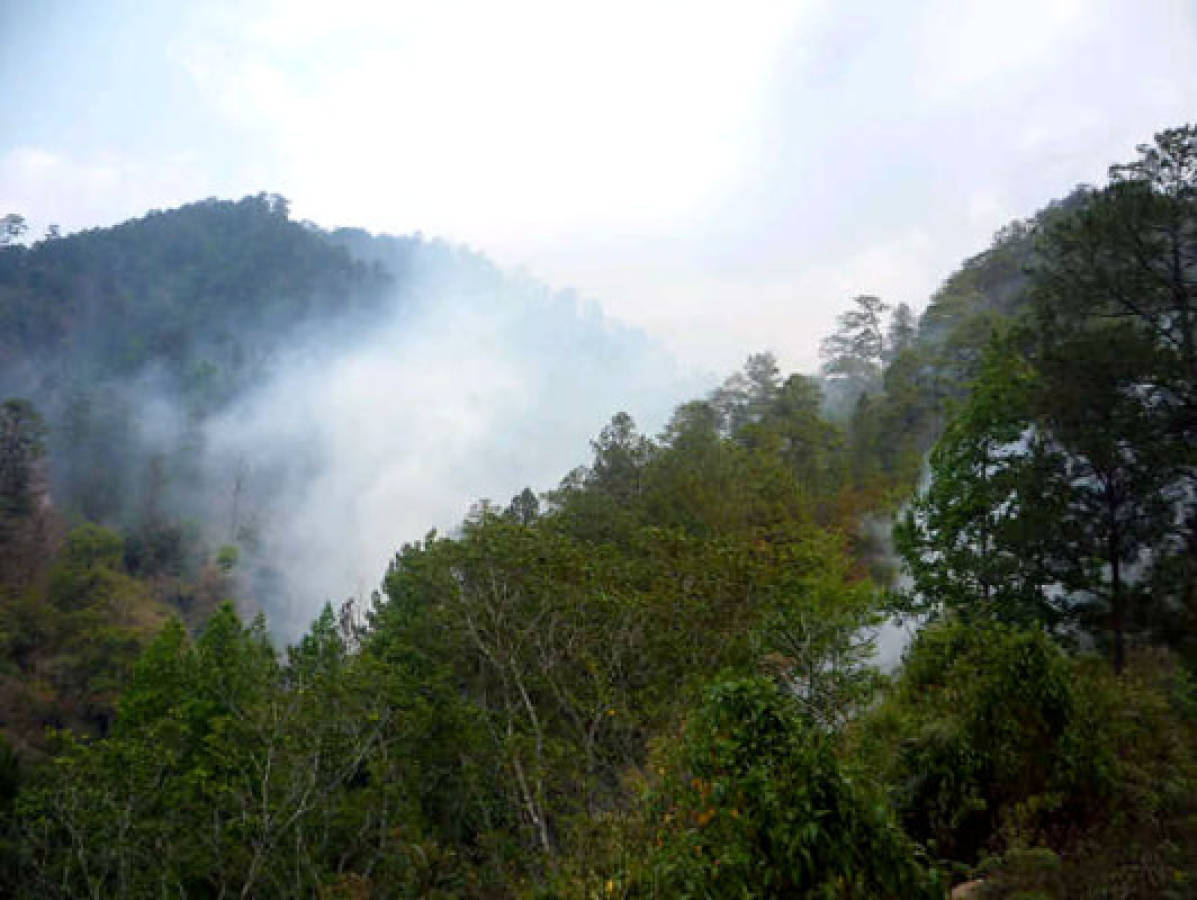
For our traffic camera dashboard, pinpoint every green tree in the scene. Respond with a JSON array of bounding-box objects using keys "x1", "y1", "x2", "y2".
[
  {"x1": 895, "y1": 341, "x2": 1068, "y2": 629},
  {"x1": 821, "y1": 295, "x2": 888, "y2": 380},
  {"x1": 746, "y1": 374, "x2": 844, "y2": 500},
  {"x1": 1036, "y1": 125, "x2": 1197, "y2": 398},
  {"x1": 0, "y1": 214, "x2": 25, "y2": 246},
  {"x1": 821, "y1": 296, "x2": 893, "y2": 428},
  {"x1": 631, "y1": 678, "x2": 940, "y2": 897},
  {"x1": 1029, "y1": 125, "x2": 1197, "y2": 667},
  {"x1": 18, "y1": 603, "x2": 454, "y2": 897},
  {"x1": 857, "y1": 621, "x2": 1197, "y2": 888},
  {"x1": 884, "y1": 301, "x2": 918, "y2": 362},
  {"x1": 0, "y1": 399, "x2": 46, "y2": 521},
  {"x1": 753, "y1": 548, "x2": 883, "y2": 730},
  {"x1": 587, "y1": 412, "x2": 655, "y2": 503},
  {"x1": 505, "y1": 486, "x2": 541, "y2": 525},
  {"x1": 898, "y1": 322, "x2": 1183, "y2": 672}
]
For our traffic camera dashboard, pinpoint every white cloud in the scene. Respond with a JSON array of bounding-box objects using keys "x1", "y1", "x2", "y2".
[
  {"x1": 174, "y1": 0, "x2": 810, "y2": 239},
  {"x1": 0, "y1": 146, "x2": 201, "y2": 236},
  {"x1": 6, "y1": 0, "x2": 1197, "y2": 377},
  {"x1": 197, "y1": 257, "x2": 699, "y2": 635},
  {"x1": 910, "y1": 0, "x2": 1092, "y2": 107}
]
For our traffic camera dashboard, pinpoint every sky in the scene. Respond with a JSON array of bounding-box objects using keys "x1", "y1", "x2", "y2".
[{"x1": 2, "y1": 0, "x2": 1196, "y2": 375}]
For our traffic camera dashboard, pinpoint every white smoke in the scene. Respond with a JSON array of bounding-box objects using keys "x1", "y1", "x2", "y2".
[{"x1": 197, "y1": 250, "x2": 701, "y2": 637}]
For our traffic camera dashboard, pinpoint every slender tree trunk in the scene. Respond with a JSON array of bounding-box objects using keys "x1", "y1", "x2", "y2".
[
  {"x1": 1110, "y1": 553, "x2": 1126, "y2": 675},
  {"x1": 1169, "y1": 222, "x2": 1194, "y2": 373}
]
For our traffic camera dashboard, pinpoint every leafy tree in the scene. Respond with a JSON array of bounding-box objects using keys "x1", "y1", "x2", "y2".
[
  {"x1": 884, "y1": 301, "x2": 918, "y2": 363},
  {"x1": 18, "y1": 604, "x2": 460, "y2": 897},
  {"x1": 1031, "y1": 125, "x2": 1197, "y2": 667},
  {"x1": 880, "y1": 622, "x2": 1075, "y2": 862},
  {"x1": 1033, "y1": 326, "x2": 1180, "y2": 671},
  {"x1": 823, "y1": 295, "x2": 890, "y2": 411},
  {"x1": 587, "y1": 412, "x2": 655, "y2": 503},
  {"x1": 895, "y1": 341, "x2": 1069, "y2": 629},
  {"x1": 1036, "y1": 125, "x2": 1197, "y2": 399},
  {"x1": 711, "y1": 351, "x2": 783, "y2": 435},
  {"x1": 630, "y1": 678, "x2": 941, "y2": 897},
  {"x1": 820, "y1": 294, "x2": 889, "y2": 388},
  {"x1": 0, "y1": 399, "x2": 46, "y2": 521},
  {"x1": 505, "y1": 486, "x2": 540, "y2": 525},
  {"x1": 0, "y1": 214, "x2": 25, "y2": 246},
  {"x1": 728, "y1": 374, "x2": 845, "y2": 506},
  {"x1": 366, "y1": 393, "x2": 890, "y2": 885},
  {"x1": 900, "y1": 319, "x2": 1187, "y2": 671},
  {"x1": 857, "y1": 621, "x2": 1197, "y2": 889},
  {"x1": 753, "y1": 550, "x2": 883, "y2": 730},
  {"x1": 822, "y1": 296, "x2": 932, "y2": 448},
  {"x1": 378, "y1": 514, "x2": 657, "y2": 859}
]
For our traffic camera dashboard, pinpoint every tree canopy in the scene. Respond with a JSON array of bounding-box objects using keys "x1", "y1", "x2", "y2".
[{"x1": 0, "y1": 128, "x2": 1196, "y2": 897}]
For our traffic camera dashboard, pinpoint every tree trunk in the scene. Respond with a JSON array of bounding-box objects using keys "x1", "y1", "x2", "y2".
[{"x1": 1111, "y1": 554, "x2": 1126, "y2": 675}]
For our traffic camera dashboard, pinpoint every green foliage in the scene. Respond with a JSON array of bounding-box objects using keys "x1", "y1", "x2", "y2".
[
  {"x1": 627, "y1": 677, "x2": 940, "y2": 898},
  {"x1": 895, "y1": 339, "x2": 1069, "y2": 629},
  {"x1": 1020, "y1": 650, "x2": 1197, "y2": 896},
  {"x1": 899, "y1": 127, "x2": 1197, "y2": 671},
  {"x1": 0, "y1": 194, "x2": 394, "y2": 526},
  {"x1": 885, "y1": 302, "x2": 918, "y2": 362},
  {"x1": 1032, "y1": 325, "x2": 1181, "y2": 670},
  {"x1": 215, "y1": 543, "x2": 240, "y2": 573},
  {"x1": 1028, "y1": 126, "x2": 1197, "y2": 670},
  {"x1": 363, "y1": 398, "x2": 889, "y2": 886},
  {"x1": 1035, "y1": 126, "x2": 1197, "y2": 386},
  {"x1": 876, "y1": 622, "x2": 1075, "y2": 862},
  {"x1": 821, "y1": 295, "x2": 889, "y2": 385},
  {"x1": 588, "y1": 411, "x2": 655, "y2": 503},
  {"x1": 0, "y1": 398, "x2": 46, "y2": 521},
  {"x1": 47, "y1": 524, "x2": 125, "y2": 611},
  {"x1": 857, "y1": 621, "x2": 1197, "y2": 890},
  {"x1": 4, "y1": 127, "x2": 1197, "y2": 898},
  {"x1": 0, "y1": 523, "x2": 164, "y2": 738},
  {"x1": 0, "y1": 194, "x2": 389, "y2": 390},
  {"x1": 16, "y1": 604, "x2": 476, "y2": 897}
]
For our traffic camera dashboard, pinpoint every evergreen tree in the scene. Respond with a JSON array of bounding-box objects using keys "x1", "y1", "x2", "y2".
[{"x1": 0, "y1": 399, "x2": 46, "y2": 521}]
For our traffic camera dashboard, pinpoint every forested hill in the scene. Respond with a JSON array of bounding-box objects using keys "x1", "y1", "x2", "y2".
[
  {"x1": 0, "y1": 129, "x2": 1195, "y2": 897},
  {"x1": 0, "y1": 195, "x2": 395, "y2": 529},
  {"x1": 820, "y1": 187, "x2": 1089, "y2": 494},
  {"x1": 0, "y1": 186, "x2": 1074, "y2": 538},
  {"x1": 0, "y1": 195, "x2": 685, "y2": 631},
  {"x1": 0, "y1": 194, "x2": 391, "y2": 401}
]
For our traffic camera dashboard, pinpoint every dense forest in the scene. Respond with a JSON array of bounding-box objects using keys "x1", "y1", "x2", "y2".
[
  {"x1": 0, "y1": 194, "x2": 682, "y2": 637},
  {"x1": 0, "y1": 128, "x2": 1194, "y2": 897}
]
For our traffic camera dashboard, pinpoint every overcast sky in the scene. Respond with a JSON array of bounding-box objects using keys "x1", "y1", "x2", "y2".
[{"x1": 3, "y1": 0, "x2": 1195, "y2": 375}]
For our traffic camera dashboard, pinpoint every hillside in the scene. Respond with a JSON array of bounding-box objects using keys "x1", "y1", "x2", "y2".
[
  {"x1": 0, "y1": 127, "x2": 1195, "y2": 897},
  {"x1": 0, "y1": 196, "x2": 688, "y2": 634}
]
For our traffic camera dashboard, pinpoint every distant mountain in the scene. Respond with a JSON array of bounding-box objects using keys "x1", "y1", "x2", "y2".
[
  {"x1": 0, "y1": 194, "x2": 392, "y2": 401},
  {"x1": 0, "y1": 194, "x2": 689, "y2": 630}
]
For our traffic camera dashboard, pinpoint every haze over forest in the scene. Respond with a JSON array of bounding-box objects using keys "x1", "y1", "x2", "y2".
[
  {"x1": 5, "y1": 1, "x2": 1197, "y2": 372},
  {"x1": 1, "y1": 3, "x2": 1196, "y2": 897}
]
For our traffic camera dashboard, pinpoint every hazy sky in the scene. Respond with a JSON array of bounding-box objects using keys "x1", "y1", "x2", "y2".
[{"x1": 3, "y1": 0, "x2": 1196, "y2": 374}]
